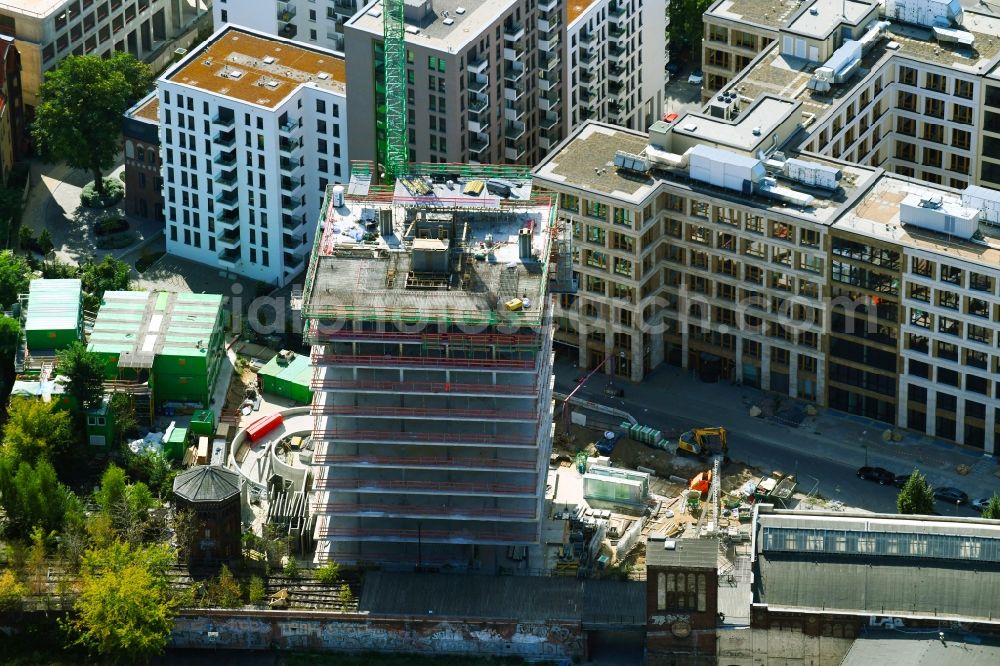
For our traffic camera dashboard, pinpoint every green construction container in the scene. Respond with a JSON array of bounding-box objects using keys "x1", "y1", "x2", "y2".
[
  {"x1": 85, "y1": 398, "x2": 116, "y2": 448},
  {"x1": 258, "y1": 351, "x2": 313, "y2": 404},
  {"x1": 164, "y1": 426, "x2": 188, "y2": 460},
  {"x1": 190, "y1": 409, "x2": 215, "y2": 436},
  {"x1": 24, "y1": 279, "x2": 83, "y2": 352}
]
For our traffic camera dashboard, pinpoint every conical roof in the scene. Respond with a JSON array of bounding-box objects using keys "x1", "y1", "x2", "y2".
[{"x1": 172, "y1": 465, "x2": 240, "y2": 503}]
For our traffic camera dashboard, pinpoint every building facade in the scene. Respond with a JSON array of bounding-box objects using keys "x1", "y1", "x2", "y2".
[
  {"x1": 213, "y1": 0, "x2": 362, "y2": 53},
  {"x1": 566, "y1": 0, "x2": 666, "y2": 132},
  {"x1": 157, "y1": 26, "x2": 349, "y2": 286},
  {"x1": 0, "y1": 0, "x2": 205, "y2": 109},
  {"x1": 301, "y1": 166, "x2": 556, "y2": 567},
  {"x1": 0, "y1": 34, "x2": 25, "y2": 184},
  {"x1": 123, "y1": 92, "x2": 163, "y2": 221}
]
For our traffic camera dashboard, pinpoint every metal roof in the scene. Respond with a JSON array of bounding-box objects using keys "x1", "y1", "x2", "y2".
[
  {"x1": 24, "y1": 279, "x2": 81, "y2": 332},
  {"x1": 646, "y1": 537, "x2": 719, "y2": 569},
  {"x1": 172, "y1": 465, "x2": 240, "y2": 503},
  {"x1": 359, "y1": 572, "x2": 645, "y2": 625},
  {"x1": 258, "y1": 352, "x2": 312, "y2": 388},
  {"x1": 841, "y1": 633, "x2": 1000, "y2": 666},
  {"x1": 88, "y1": 291, "x2": 223, "y2": 360}
]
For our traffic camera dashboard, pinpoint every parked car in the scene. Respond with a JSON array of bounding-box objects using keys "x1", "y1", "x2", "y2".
[
  {"x1": 662, "y1": 112, "x2": 679, "y2": 123},
  {"x1": 972, "y1": 497, "x2": 991, "y2": 512},
  {"x1": 688, "y1": 71, "x2": 703, "y2": 84},
  {"x1": 893, "y1": 472, "x2": 918, "y2": 488},
  {"x1": 604, "y1": 384, "x2": 624, "y2": 398},
  {"x1": 933, "y1": 487, "x2": 969, "y2": 505},
  {"x1": 856, "y1": 466, "x2": 895, "y2": 485}
]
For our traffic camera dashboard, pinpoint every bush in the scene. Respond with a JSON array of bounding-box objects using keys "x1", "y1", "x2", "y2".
[
  {"x1": 316, "y1": 561, "x2": 340, "y2": 585},
  {"x1": 80, "y1": 178, "x2": 124, "y2": 208},
  {"x1": 94, "y1": 215, "x2": 128, "y2": 237},
  {"x1": 95, "y1": 231, "x2": 136, "y2": 249},
  {"x1": 248, "y1": 576, "x2": 266, "y2": 606},
  {"x1": 37, "y1": 229, "x2": 54, "y2": 254},
  {"x1": 284, "y1": 557, "x2": 300, "y2": 579},
  {"x1": 135, "y1": 250, "x2": 165, "y2": 274}
]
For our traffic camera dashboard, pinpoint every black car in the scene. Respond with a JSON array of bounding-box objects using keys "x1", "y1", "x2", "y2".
[
  {"x1": 934, "y1": 487, "x2": 969, "y2": 505},
  {"x1": 893, "y1": 472, "x2": 918, "y2": 488},
  {"x1": 857, "y1": 466, "x2": 895, "y2": 485},
  {"x1": 604, "y1": 385, "x2": 624, "y2": 398}
]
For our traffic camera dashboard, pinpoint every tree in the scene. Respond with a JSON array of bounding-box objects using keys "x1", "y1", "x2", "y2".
[
  {"x1": 94, "y1": 464, "x2": 158, "y2": 543},
  {"x1": 0, "y1": 250, "x2": 30, "y2": 309},
  {"x1": 338, "y1": 584, "x2": 354, "y2": 609},
  {"x1": 0, "y1": 457, "x2": 73, "y2": 537},
  {"x1": 315, "y1": 560, "x2": 340, "y2": 585},
  {"x1": 63, "y1": 540, "x2": 178, "y2": 664},
  {"x1": 57, "y1": 342, "x2": 106, "y2": 411},
  {"x1": 32, "y1": 53, "x2": 151, "y2": 198},
  {"x1": 2, "y1": 397, "x2": 76, "y2": 465},
  {"x1": 284, "y1": 556, "x2": 300, "y2": 579},
  {"x1": 38, "y1": 229, "x2": 54, "y2": 255},
  {"x1": 0, "y1": 569, "x2": 27, "y2": 613},
  {"x1": 668, "y1": 0, "x2": 714, "y2": 57},
  {"x1": 208, "y1": 565, "x2": 243, "y2": 608},
  {"x1": 80, "y1": 255, "x2": 131, "y2": 306},
  {"x1": 897, "y1": 470, "x2": 935, "y2": 515},
  {"x1": 110, "y1": 392, "x2": 138, "y2": 445},
  {"x1": 0, "y1": 187, "x2": 24, "y2": 248},
  {"x1": 247, "y1": 576, "x2": 266, "y2": 606},
  {"x1": 981, "y1": 494, "x2": 1000, "y2": 520}
]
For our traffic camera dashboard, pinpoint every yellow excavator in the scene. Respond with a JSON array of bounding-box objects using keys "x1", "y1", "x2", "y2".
[{"x1": 678, "y1": 427, "x2": 728, "y2": 457}]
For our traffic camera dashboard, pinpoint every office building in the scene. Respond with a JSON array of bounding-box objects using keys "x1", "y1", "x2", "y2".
[
  {"x1": 565, "y1": 0, "x2": 666, "y2": 132},
  {"x1": 0, "y1": 0, "x2": 205, "y2": 109},
  {"x1": 123, "y1": 91, "x2": 163, "y2": 221},
  {"x1": 157, "y1": 26, "x2": 349, "y2": 286},
  {"x1": 213, "y1": 0, "x2": 362, "y2": 53},
  {"x1": 301, "y1": 164, "x2": 556, "y2": 566}
]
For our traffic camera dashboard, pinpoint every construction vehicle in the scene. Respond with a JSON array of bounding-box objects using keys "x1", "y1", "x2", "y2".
[{"x1": 678, "y1": 427, "x2": 728, "y2": 457}]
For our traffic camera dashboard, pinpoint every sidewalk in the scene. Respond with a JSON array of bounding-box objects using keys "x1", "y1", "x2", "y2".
[{"x1": 634, "y1": 364, "x2": 1000, "y2": 500}]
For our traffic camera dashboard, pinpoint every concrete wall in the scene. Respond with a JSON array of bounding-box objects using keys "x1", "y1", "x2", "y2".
[{"x1": 171, "y1": 610, "x2": 586, "y2": 660}]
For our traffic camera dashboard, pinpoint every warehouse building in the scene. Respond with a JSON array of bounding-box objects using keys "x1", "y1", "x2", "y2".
[{"x1": 87, "y1": 291, "x2": 225, "y2": 420}]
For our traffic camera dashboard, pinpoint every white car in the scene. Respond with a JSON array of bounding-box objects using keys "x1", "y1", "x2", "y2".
[
  {"x1": 688, "y1": 71, "x2": 703, "y2": 85},
  {"x1": 972, "y1": 497, "x2": 992, "y2": 512}
]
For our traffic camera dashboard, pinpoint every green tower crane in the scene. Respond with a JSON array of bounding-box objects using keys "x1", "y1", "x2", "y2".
[{"x1": 382, "y1": 0, "x2": 407, "y2": 181}]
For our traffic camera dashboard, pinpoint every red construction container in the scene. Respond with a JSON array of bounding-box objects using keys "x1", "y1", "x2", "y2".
[{"x1": 245, "y1": 413, "x2": 284, "y2": 442}]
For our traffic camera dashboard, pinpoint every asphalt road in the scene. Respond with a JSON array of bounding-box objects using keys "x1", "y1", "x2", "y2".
[{"x1": 553, "y1": 365, "x2": 980, "y2": 518}]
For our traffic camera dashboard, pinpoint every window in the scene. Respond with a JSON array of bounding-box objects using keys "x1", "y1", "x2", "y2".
[{"x1": 586, "y1": 200, "x2": 607, "y2": 219}]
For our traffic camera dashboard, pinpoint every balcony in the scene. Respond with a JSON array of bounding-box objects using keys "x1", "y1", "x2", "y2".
[
  {"x1": 212, "y1": 113, "x2": 235, "y2": 127},
  {"x1": 609, "y1": 4, "x2": 626, "y2": 23},
  {"x1": 217, "y1": 228, "x2": 240, "y2": 249},
  {"x1": 468, "y1": 116, "x2": 489, "y2": 134},
  {"x1": 313, "y1": 427, "x2": 538, "y2": 447},
  {"x1": 217, "y1": 248, "x2": 240, "y2": 267},
  {"x1": 215, "y1": 190, "x2": 238, "y2": 206},
  {"x1": 312, "y1": 502, "x2": 537, "y2": 522},
  {"x1": 283, "y1": 233, "x2": 305, "y2": 250},
  {"x1": 469, "y1": 134, "x2": 490, "y2": 156},
  {"x1": 279, "y1": 117, "x2": 300, "y2": 134},
  {"x1": 540, "y1": 111, "x2": 559, "y2": 131},
  {"x1": 314, "y1": 477, "x2": 536, "y2": 497},
  {"x1": 313, "y1": 525, "x2": 536, "y2": 545},
  {"x1": 579, "y1": 31, "x2": 595, "y2": 45},
  {"x1": 503, "y1": 45, "x2": 526, "y2": 61},
  {"x1": 278, "y1": 138, "x2": 299, "y2": 155},
  {"x1": 217, "y1": 208, "x2": 239, "y2": 228},
  {"x1": 280, "y1": 156, "x2": 303, "y2": 175},
  {"x1": 609, "y1": 25, "x2": 625, "y2": 40},
  {"x1": 280, "y1": 176, "x2": 303, "y2": 194},
  {"x1": 539, "y1": 74, "x2": 559, "y2": 91},
  {"x1": 467, "y1": 56, "x2": 488, "y2": 75},
  {"x1": 280, "y1": 23, "x2": 297, "y2": 39},
  {"x1": 213, "y1": 149, "x2": 236, "y2": 167},
  {"x1": 467, "y1": 72, "x2": 488, "y2": 94},
  {"x1": 609, "y1": 64, "x2": 626, "y2": 82},
  {"x1": 504, "y1": 81, "x2": 525, "y2": 102},
  {"x1": 281, "y1": 196, "x2": 305, "y2": 213},
  {"x1": 539, "y1": 92, "x2": 561, "y2": 112},
  {"x1": 504, "y1": 104, "x2": 526, "y2": 122},
  {"x1": 504, "y1": 61, "x2": 525, "y2": 83},
  {"x1": 538, "y1": 18, "x2": 558, "y2": 34},
  {"x1": 215, "y1": 169, "x2": 237, "y2": 189},
  {"x1": 504, "y1": 142, "x2": 526, "y2": 162},
  {"x1": 579, "y1": 51, "x2": 598, "y2": 71},
  {"x1": 213, "y1": 129, "x2": 235, "y2": 148},
  {"x1": 468, "y1": 90, "x2": 488, "y2": 113},
  {"x1": 503, "y1": 22, "x2": 525, "y2": 42},
  {"x1": 316, "y1": 453, "x2": 536, "y2": 472},
  {"x1": 539, "y1": 35, "x2": 560, "y2": 52},
  {"x1": 538, "y1": 0, "x2": 558, "y2": 11},
  {"x1": 284, "y1": 253, "x2": 304, "y2": 272},
  {"x1": 277, "y1": 1, "x2": 296, "y2": 21},
  {"x1": 283, "y1": 214, "x2": 306, "y2": 234}
]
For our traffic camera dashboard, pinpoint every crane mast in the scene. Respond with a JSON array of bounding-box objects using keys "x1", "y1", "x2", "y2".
[{"x1": 382, "y1": 0, "x2": 407, "y2": 181}]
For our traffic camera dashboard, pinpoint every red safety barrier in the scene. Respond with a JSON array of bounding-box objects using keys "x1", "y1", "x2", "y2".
[{"x1": 245, "y1": 413, "x2": 284, "y2": 442}]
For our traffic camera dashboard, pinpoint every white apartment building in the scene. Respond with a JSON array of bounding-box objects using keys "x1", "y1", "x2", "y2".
[
  {"x1": 565, "y1": 0, "x2": 667, "y2": 131},
  {"x1": 158, "y1": 26, "x2": 349, "y2": 287},
  {"x1": 213, "y1": 0, "x2": 361, "y2": 53},
  {"x1": 0, "y1": 0, "x2": 206, "y2": 108}
]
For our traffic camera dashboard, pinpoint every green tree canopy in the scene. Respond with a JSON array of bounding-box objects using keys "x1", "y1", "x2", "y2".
[
  {"x1": 94, "y1": 464, "x2": 159, "y2": 544},
  {"x1": 669, "y1": 0, "x2": 714, "y2": 56},
  {"x1": 81, "y1": 255, "x2": 131, "y2": 306},
  {"x1": 0, "y1": 456, "x2": 75, "y2": 537},
  {"x1": 0, "y1": 250, "x2": 30, "y2": 309},
  {"x1": 63, "y1": 540, "x2": 178, "y2": 664},
  {"x1": 56, "y1": 341, "x2": 106, "y2": 411},
  {"x1": 32, "y1": 53, "x2": 152, "y2": 196},
  {"x1": 897, "y1": 470, "x2": 935, "y2": 515},
  {"x1": 1, "y1": 396, "x2": 76, "y2": 465},
  {"x1": 981, "y1": 494, "x2": 1000, "y2": 520}
]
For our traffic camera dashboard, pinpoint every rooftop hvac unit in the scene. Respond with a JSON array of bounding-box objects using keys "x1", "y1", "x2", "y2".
[
  {"x1": 708, "y1": 92, "x2": 739, "y2": 120},
  {"x1": 883, "y1": 0, "x2": 963, "y2": 29},
  {"x1": 900, "y1": 192, "x2": 979, "y2": 239},
  {"x1": 962, "y1": 185, "x2": 1000, "y2": 225},
  {"x1": 783, "y1": 158, "x2": 843, "y2": 190},
  {"x1": 688, "y1": 144, "x2": 766, "y2": 194},
  {"x1": 613, "y1": 150, "x2": 650, "y2": 174}
]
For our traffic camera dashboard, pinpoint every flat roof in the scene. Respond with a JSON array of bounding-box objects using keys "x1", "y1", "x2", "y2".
[
  {"x1": 568, "y1": 0, "x2": 601, "y2": 24},
  {"x1": 128, "y1": 93, "x2": 159, "y2": 123},
  {"x1": 785, "y1": 0, "x2": 874, "y2": 39},
  {"x1": 304, "y1": 167, "x2": 553, "y2": 327},
  {"x1": 646, "y1": 537, "x2": 720, "y2": 568},
  {"x1": 348, "y1": 0, "x2": 514, "y2": 52},
  {"x1": 706, "y1": 0, "x2": 803, "y2": 30},
  {"x1": 259, "y1": 351, "x2": 312, "y2": 388},
  {"x1": 842, "y1": 634, "x2": 1000, "y2": 666},
  {"x1": 836, "y1": 174, "x2": 1000, "y2": 268},
  {"x1": 533, "y1": 122, "x2": 879, "y2": 226},
  {"x1": 673, "y1": 95, "x2": 800, "y2": 153},
  {"x1": 163, "y1": 27, "x2": 345, "y2": 109},
  {"x1": 0, "y1": 1, "x2": 64, "y2": 18},
  {"x1": 25, "y1": 278, "x2": 81, "y2": 333},
  {"x1": 88, "y1": 291, "x2": 223, "y2": 363}
]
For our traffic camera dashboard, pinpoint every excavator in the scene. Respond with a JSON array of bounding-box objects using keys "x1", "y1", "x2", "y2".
[{"x1": 678, "y1": 427, "x2": 728, "y2": 458}]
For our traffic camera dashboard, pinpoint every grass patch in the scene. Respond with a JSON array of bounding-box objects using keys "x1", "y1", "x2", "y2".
[
  {"x1": 135, "y1": 250, "x2": 165, "y2": 273},
  {"x1": 80, "y1": 177, "x2": 124, "y2": 208}
]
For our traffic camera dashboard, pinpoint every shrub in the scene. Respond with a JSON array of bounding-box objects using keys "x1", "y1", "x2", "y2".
[
  {"x1": 283, "y1": 557, "x2": 300, "y2": 579},
  {"x1": 94, "y1": 216, "x2": 129, "y2": 237},
  {"x1": 315, "y1": 561, "x2": 340, "y2": 585},
  {"x1": 248, "y1": 576, "x2": 266, "y2": 606},
  {"x1": 80, "y1": 178, "x2": 124, "y2": 209}
]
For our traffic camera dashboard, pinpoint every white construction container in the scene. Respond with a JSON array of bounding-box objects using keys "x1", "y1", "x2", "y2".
[
  {"x1": 883, "y1": 0, "x2": 962, "y2": 28},
  {"x1": 900, "y1": 193, "x2": 979, "y2": 238},
  {"x1": 688, "y1": 145, "x2": 765, "y2": 194},
  {"x1": 962, "y1": 185, "x2": 1000, "y2": 225}
]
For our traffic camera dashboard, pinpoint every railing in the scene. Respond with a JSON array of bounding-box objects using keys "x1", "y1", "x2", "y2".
[
  {"x1": 315, "y1": 527, "x2": 535, "y2": 542},
  {"x1": 312, "y1": 454, "x2": 537, "y2": 469},
  {"x1": 312, "y1": 503, "x2": 537, "y2": 519},
  {"x1": 312, "y1": 429, "x2": 538, "y2": 446},
  {"x1": 309, "y1": 379, "x2": 537, "y2": 396},
  {"x1": 310, "y1": 405, "x2": 537, "y2": 420},
  {"x1": 311, "y1": 353, "x2": 536, "y2": 369},
  {"x1": 313, "y1": 478, "x2": 536, "y2": 494}
]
